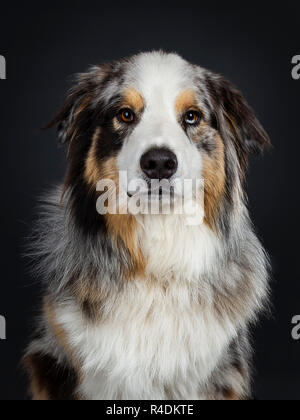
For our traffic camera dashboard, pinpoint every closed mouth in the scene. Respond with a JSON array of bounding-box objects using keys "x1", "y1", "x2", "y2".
[{"x1": 128, "y1": 186, "x2": 175, "y2": 199}]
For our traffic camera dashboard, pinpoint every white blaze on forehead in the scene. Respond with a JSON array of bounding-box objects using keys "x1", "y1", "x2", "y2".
[
  {"x1": 126, "y1": 52, "x2": 196, "y2": 113},
  {"x1": 117, "y1": 52, "x2": 204, "y2": 195},
  {"x1": 123, "y1": 52, "x2": 198, "y2": 149}
]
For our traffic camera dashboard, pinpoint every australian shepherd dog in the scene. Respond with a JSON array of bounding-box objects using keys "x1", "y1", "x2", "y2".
[{"x1": 24, "y1": 51, "x2": 271, "y2": 400}]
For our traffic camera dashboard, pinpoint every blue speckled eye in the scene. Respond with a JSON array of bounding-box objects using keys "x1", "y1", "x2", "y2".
[{"x1": 184, "y1": 110, "x2": 201, "y2": 125}]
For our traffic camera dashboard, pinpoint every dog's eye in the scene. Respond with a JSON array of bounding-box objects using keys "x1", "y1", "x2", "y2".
[
  {"x1": 184, "y1": 110, "x2": 201, "y2": 126},
  {"x1": 119, "y1": 109, "x2": 135, "y2": 124}
]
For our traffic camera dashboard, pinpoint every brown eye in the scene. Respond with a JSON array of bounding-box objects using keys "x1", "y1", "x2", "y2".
[
  {"x1": 184, "y1": 110, "x2": 201, "y2": 126},
  {"x1": 119, "y1": 109, "x2": 135, "y2": 124}
]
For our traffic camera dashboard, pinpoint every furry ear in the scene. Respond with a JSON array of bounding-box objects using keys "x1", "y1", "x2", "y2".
[
  {"x1": 45, "y1": 67, "x2": 105, "y2": 145},
  {"x1": 206, "y1": 73, "x2": 271, "y2": 166},
  {"x1": 45, "y1": 83, "x2": 89, "y2": 145}
]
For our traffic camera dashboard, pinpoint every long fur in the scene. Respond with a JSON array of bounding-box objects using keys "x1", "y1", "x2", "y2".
[{"x1": 24, "y1": 51, "x2": 271, "y2": 400}]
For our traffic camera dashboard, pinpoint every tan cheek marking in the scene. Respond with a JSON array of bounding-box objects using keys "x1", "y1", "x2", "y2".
[
  {"x1": 202, "y1": 134, "x2": 226, "y2": 229},
  {"x1": 100, "y1": 157, "x2": 146, "y2": 277},
  {"x1": 122, "y1": 87, "x2": 145, "y2": 112},
  {"x1": 106, "y1": 213, "x2": 147, "y2": 279},
  {"x1": 84, "y1": 127, "x2": 102, "y2": 187},
  {"x1": 86, "y1": 154, "x2": 146, "y2": 279},
  {"x1": 100, "y1": 156, "x2": 120, "y2": 186},
  {"x1": 84, "y1": 127, "x2": 125, "y2": 190},
  {"x1": 175, "y1": 90, "x2": 198, "y2": 115}
]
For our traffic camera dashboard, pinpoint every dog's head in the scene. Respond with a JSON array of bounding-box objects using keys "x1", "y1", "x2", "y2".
[{"x1": 48, "y1": 51, "x2": 270, "y2": 230}]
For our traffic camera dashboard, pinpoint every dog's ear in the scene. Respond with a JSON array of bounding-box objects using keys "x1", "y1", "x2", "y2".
[
  {"x1": 45, "y1": 67, "x2": 104, "y2": 145},
  {"x1": 206, "y1": 73, "x2": 271, "y2": 166}
]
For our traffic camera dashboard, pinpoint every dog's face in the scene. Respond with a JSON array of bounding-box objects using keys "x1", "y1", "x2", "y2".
[
  {"x1": 50, "y1": 52, "x2": 270, "y2": 230},
  {"x1": 115, "y1": 54, "x2": 206, "y2": 199}
]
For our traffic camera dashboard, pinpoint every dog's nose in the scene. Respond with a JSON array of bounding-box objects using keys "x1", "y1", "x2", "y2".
[{"x1": 140, "y1": 148, "x2": 178, "y2": 180}]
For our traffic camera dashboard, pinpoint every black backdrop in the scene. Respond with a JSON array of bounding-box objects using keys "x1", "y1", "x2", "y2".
[{"x1": 0, "y1": 1, "x2": 299, "y2": 400}]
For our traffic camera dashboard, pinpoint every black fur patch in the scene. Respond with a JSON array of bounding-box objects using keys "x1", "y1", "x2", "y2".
[
  {"x1": 205, "y1": 73, "x2": 271, "y2": 169},
  {"x1": 25, "y1": 352, "x2": 78, "y2": 400}
]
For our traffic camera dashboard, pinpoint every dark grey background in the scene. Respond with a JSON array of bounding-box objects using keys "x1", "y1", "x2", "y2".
[{"x1": 0, "y1": 0, "x2": 299, "y2": 400}]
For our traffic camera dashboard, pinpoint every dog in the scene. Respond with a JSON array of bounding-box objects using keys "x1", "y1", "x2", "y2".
[{"x1": 24, "y1": 51, "x2": 271, "y2": 400}]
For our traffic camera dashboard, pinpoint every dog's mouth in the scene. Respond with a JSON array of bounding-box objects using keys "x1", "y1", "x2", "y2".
[{"x1": 127, "y1": 186, "x2": 175, "y2": 201}]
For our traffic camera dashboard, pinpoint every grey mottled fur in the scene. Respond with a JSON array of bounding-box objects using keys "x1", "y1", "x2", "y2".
[{"x1": 25, "y1": 52, "x2": 271, "y2": 400}]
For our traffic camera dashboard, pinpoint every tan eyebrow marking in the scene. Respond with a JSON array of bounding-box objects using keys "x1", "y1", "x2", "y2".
[
  {"x1": 175, "y1": 90, "x2": 199, "y2": 114},
  {"x1": 121, "y1": 88, "x2": 145, "y2": 112}
]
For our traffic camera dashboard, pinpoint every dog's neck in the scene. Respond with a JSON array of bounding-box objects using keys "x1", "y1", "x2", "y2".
[{"x1": 135, "y1": 214, "x2": 223, "y2": 284}]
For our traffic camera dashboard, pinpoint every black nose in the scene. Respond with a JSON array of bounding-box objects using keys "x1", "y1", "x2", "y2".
[{"x1": 140, "y1": 148, "x2": 178, "y2": 180}]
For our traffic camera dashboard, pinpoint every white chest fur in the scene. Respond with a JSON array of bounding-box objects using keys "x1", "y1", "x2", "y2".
[
  {"x1": 56, "y1": 216, "x2": 237, "y2": 400},
  {"x1": 137, "y1": 214, "x2": 222, "y2": 283}
]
